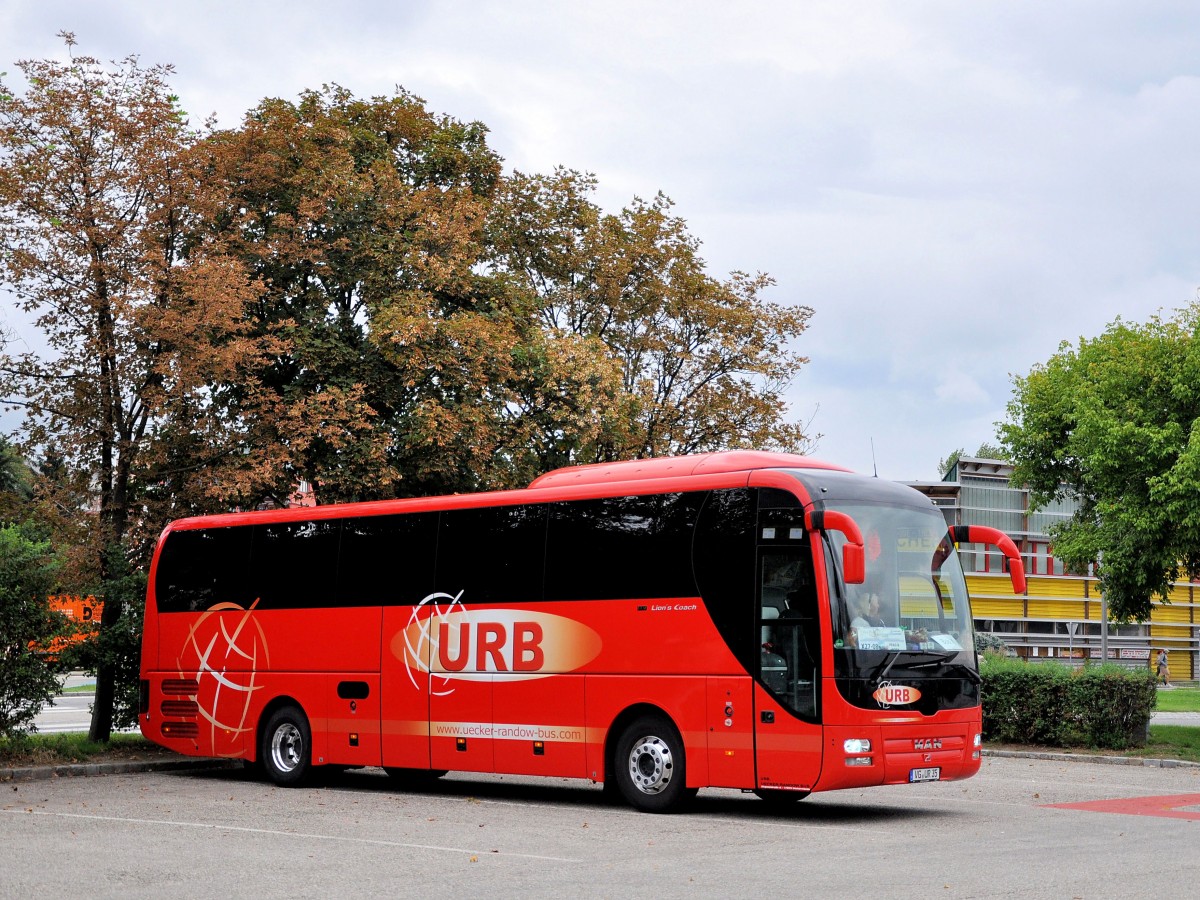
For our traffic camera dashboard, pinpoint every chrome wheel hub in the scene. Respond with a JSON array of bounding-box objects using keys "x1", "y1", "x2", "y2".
[
  {"x1": 271, "y1": 723, "x2": 303, "y2": 773},
  {"x1": 627, "y1": 735, "x2": 674, "y2": 795}
]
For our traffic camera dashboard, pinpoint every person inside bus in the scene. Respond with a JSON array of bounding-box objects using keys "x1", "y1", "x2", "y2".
[
  {"x1": 862, "y1": 592, "x2": 887, "y2": 627},
  {"x1": 849, "y1": 593, "x2": 870, "y2": 630},
  {"x1": 849, "y1": 590, "x2": 885, "y2": 627}
]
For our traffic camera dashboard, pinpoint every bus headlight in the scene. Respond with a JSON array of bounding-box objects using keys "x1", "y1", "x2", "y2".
[{"x1": 843, "y1": 738, "x2": 872, "y2": 754}]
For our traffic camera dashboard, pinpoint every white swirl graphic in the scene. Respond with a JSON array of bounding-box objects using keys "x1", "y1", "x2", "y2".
[{"x1": 403, "y1": 590, "x2": 466, "y2": 695}]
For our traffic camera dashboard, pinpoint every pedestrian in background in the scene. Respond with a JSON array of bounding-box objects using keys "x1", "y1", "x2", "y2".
[{"x1": 1156, "y1": 648, "x2": 1171, "y2": 687}]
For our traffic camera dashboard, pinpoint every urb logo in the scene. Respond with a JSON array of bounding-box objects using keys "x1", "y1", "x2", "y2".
[{"x1": 394, "y1": 591, "x2": 603, "y2": 695}]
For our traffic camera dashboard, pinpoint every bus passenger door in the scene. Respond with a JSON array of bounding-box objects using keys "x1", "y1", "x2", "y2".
[{"x1": 755, "y1": 545, "x2": 824, "y2": 793}]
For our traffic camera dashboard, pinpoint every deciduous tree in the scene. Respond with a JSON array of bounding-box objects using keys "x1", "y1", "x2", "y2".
[
  {"x1": 487, "y1": 168, "x2": 815, "y2": 465},
  {"x1": 0, "y1": 36, "x2": 265, "y2": 738},
  {"x1": 1000, "y1": 307, "x2": 1200, "y2": 621},
  {"x1": 207, "y1": 87, "x2": 624, "y2": 497}
]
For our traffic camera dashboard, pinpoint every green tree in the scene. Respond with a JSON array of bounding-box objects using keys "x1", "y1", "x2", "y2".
[
  {"x1": 938, "y1": 442, "x2": 1009, "y2": 477},
  {"x1": 937, "y1": 448, "x2": 964, "y2": 478},
  {"x1": 0, "y1": 436, "x2": 31, "y2": 496},
  {"x1": 0, "y1": 36, "x2": 266, "y2": 739},
  {"x1": 1000, "y1": 307, "x2": 1200, "y2": 621},
  {"x1": 975, "y1": 442, "x2": 1007, "y2": 460},
  {"x1": 487, "y1": 168, "x2": 815, "y2": 465},
  {"x1": 0, "y1": 523, "x2": 62, "y2": 736}
]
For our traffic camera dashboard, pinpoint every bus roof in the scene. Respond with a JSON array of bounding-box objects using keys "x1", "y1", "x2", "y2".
[
  {"x1": 161, "y1": 451, "x2": 852, "y2": 533},
  {"x1": 526, "y1": 450, "x2": 850, "y2": 489}
]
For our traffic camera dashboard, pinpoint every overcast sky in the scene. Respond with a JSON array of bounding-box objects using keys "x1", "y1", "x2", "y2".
[{"x1": 3, "y1": 1, "x2": 1199, "y2": 480}]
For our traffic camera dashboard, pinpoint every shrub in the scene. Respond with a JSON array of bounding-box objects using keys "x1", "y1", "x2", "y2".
[
  {"x1": 980, "y1": 656, "x2": 1155, "y2": 750},
  {"x1": 0, "y1": 524, "x2": 64, "y2": 736},
  {"x1": 974, "y1": 631, "x2": 1012, "y2": 657},
  {"x1": 1065, "y1": 664, "x2": 1157, "y2": 748}
]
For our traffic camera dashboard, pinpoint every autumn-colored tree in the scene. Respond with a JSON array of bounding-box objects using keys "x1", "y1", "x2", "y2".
[
  {"x1": 206, "y1": 87, "x2": 623, "y2": 497},
  {"x1": 487, "y1": 168, "x2": 815, "y2": 465},
  {"x1": 0, "y1": 36, "x2": 264, "y2": 739}
]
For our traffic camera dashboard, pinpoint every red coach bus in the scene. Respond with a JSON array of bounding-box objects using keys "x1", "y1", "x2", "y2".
[{"x1": 138, "y1": 451, "x2": 1023, "y2": 812}]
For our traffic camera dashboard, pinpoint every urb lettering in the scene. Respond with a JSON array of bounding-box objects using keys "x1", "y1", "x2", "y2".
[{"x1": 438, "y1": 620, "x2": 545, "y2": 672}]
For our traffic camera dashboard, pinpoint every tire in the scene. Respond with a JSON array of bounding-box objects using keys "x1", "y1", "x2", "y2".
[
  {"x1": 614, "y1": 715, "x2": 690, "y2": 813},
  {"x1": 260, "y1": 705, "x2": 312, "y2": 787}
]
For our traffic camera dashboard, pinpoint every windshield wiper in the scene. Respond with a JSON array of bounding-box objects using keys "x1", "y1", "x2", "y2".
[
  {"x1": 911, "y1": 653, "x2": 983, "y2": 686},
  {"x1": 871, "y1": 650, "x2": 961, "y2": 684},
  {"x1": 872, "y1": 651, "x2": 902, "y2": 684}
]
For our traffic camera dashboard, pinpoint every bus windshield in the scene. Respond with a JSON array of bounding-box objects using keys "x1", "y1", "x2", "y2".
[{"x1": 824, "y1": 502, "x2": 975, "y2": 676}]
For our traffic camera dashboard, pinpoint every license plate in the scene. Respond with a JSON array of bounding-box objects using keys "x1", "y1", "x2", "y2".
[{"x1": 909, "y1": 767, "x2": 940, "y2": 783}]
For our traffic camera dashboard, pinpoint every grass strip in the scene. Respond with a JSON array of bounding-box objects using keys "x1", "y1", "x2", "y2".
[
  {"x1": 0, "y1": 732, "x2": 161, "y2": 768},
  {"x1": 1153, "y1": 687, "x2": 1200, "y2": 713}
]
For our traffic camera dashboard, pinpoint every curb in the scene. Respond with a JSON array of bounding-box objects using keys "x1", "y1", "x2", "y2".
[
  {"x1": 982, "y1": 748, "x2": 1200, "y2": 768},
  {"x1": 1, "y1": 757, "x2": 240, "y2": 783}
]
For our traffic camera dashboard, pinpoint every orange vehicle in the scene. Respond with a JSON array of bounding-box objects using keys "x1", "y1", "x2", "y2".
[
  {"x1": 138, "y1": 451, "x2": 1024, "y2": 812},
  {"x1": 45, "y1": 594, "x2": 102, "y2": 658}
]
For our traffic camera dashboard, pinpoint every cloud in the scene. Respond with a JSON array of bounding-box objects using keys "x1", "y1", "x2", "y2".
[{"x1": 3, "y1": 1, "x2": 1200, "y2": 482}]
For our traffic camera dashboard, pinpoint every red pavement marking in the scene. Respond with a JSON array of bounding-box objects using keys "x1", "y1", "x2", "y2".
[{"x1": 1043, "y1": 793, "x2": 1200, "y2": 821}]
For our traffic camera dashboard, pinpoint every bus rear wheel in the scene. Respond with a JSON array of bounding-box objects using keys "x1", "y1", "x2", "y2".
[
  {"x1": 261, "y1": 705, "x2": 312, "y2": 787},
  {"x1": 615, "y1": 715, "x2": 690, "y2": 813}
]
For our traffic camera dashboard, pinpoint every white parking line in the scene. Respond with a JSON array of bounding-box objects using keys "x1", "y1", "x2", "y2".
[{"x1": 4, "y1": 809, "x2": 583, "y2": 863}]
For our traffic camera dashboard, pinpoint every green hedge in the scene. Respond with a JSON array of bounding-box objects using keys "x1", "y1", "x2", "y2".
[{"x1": 980, "y1": 655, "x2": 1157, "y2": 749}]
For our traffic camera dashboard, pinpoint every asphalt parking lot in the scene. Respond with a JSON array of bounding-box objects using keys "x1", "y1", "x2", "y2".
[{"x1": 3, "y1": 754, "x2": 1199, "y2": 899}]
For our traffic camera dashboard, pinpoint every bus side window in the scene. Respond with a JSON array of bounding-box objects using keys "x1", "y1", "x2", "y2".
[
  {"x1": 692, "y1": 489, "x2": 758, "y2": 675},
  {"x1": 155, "y1": 527, "x2": 256, "y2": 612},
  {"x1": 546, "y1": 493, "x2": 703, "y2": 603},
  {"x1": 338, "y1": 513, "x2": 438, "y2": 606},
  {"x1": 437, "y1": 505, "x2": 548, "y2": 604},
  {"x1": 252, "y1": 520, "x2": 341, "y2": 609}
]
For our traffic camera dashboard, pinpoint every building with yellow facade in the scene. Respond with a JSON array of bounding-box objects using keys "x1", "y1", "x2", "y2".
[{"x1": 908, "y1": 455, "x2": 1197, "y2": 681}]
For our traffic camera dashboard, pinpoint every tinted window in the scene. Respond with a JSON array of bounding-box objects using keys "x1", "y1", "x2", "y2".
[
  {"x1": 436, "y1": 505, "x2": 547, "y2": 604},
  {"x1": 545, "y1": 493, "x2": 702, "y2": 601},
  {"x1": 693, "y1": 489, "x2": 757, "y2": 671},
  {"x1": 251, "y1": 519, "x2": 341, "y2": 608},
  {"x1": 155, "y1": 526, "x2": 256, "y2": 612},
  {"x1": 338, "y1": 513, "x2": 438, "y2": 606},
  {"x1": 760, "y1": 487, "x2": 802, "y2": 509}
]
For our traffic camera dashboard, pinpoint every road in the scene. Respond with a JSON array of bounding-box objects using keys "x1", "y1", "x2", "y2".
[
  {"x1": 32, "y1": 691, "x2": 99, "y2": 735},
  {"x1": 2, "y1": 756, "x2": 1199, "y2": 898}
]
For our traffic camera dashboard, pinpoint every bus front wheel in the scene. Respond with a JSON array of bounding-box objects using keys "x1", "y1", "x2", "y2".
[
  {"x1": 614, "y1": 715, "x2": 690, "y2": 813},
  {"x1": 261, "y1": 705, "x2": 312, "y2": 787}
]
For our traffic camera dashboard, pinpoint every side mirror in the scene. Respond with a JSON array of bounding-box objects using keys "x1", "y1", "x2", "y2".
[
  {"x1": 806, "y1": 509, "x2": 866, "y2": 585},
  {"x1": 949, "y1": 525, "x2": 1027, "y2": 594}
]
